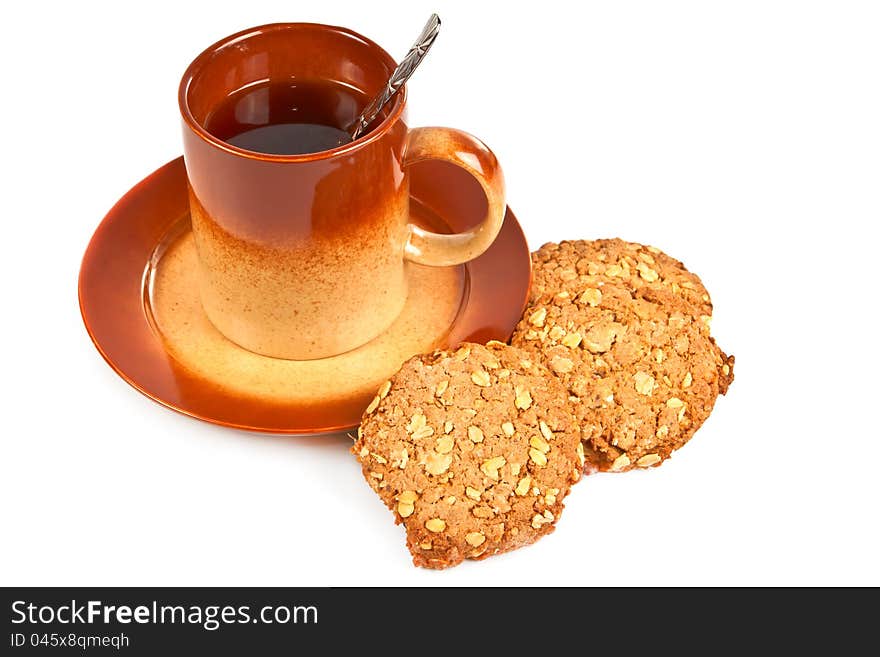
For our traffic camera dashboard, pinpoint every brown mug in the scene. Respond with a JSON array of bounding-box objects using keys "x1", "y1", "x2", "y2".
[{"x1": 179, "y1": 23, "x2": 505, "y2": 360}]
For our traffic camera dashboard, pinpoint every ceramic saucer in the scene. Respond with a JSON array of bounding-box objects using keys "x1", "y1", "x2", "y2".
[{"x1": 79, "y1": 157, "x2": 531, "y2": 434}]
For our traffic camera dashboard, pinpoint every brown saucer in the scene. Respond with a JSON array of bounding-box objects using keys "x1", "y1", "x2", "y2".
[{"x1": 79, "y1": 157, "x2": 531, "y2": 434}]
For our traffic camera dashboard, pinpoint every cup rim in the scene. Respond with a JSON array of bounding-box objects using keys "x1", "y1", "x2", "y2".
[{"x1": 178, "y1": 22, "x2": 407, "y2": 162}]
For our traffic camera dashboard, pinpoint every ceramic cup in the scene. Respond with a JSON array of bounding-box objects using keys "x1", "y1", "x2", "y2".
[{"x1": 178, "y1": 23, "x2": 505, "y2": 360}]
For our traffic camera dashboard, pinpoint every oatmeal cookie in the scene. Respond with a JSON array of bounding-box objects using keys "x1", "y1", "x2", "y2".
[
  {"x1": 530, "y1": 239, "x2": 714, "y2": 322},
  {"x1": 512, "y1": 241, "x2": 733, "y2": 472},
  {"x1": 353, "y1": 342, "x2": 583, "y2": 569}
]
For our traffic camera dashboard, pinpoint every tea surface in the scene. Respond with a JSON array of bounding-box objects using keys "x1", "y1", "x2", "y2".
[{"x1": 205, "y1": 79, "x2": 364, "y2": 155}]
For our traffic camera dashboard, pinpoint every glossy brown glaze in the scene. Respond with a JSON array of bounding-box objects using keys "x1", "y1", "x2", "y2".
[
  {"x1": 180, "y1": 23, "x2": 507, "y2": 359},
  {"x1": 78, "y1": 157, "x2": 530, "y2": 435}
]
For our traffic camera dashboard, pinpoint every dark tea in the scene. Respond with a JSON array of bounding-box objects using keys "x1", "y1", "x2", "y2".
[{"x1": 204, "y1": 79, "x2": 367, "y2": 155}]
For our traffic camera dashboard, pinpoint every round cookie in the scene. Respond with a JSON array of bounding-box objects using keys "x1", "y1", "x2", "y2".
[
  {"x1": 530, "y1": 239, "x2": 714, "y2": 323},
  {"x1": 512, "y1": 276, "x2": 733, "y2": 472},
  {"x1": 353, "y1": 342, "x2": 584, "y2": 569}
]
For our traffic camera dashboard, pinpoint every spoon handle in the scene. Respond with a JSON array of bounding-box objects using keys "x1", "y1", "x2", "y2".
[{"x1": 349, "y1": 14, "x2": 441, "y2": 140}]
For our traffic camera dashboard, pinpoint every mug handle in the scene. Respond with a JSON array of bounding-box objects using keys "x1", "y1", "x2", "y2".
[{"x1": 402, "y1": 127, "x2": 506, "y2": 267}]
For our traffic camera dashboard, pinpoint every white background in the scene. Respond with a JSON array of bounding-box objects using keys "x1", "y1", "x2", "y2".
[{"x1": 2, "y1": 0, "x2": 878, "y2": 586}]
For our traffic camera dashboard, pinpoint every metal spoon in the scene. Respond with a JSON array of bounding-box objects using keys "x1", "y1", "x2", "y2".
[{"x1": 346, "y1": 13, "x2": 441, "y2": 141}]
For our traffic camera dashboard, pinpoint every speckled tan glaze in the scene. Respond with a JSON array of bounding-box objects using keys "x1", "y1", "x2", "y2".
[
  {"x1": 179, "y1": 23, "x2": 506, "y2": 360},
  {"x1": 185, "y1": 169, "x2": 410, "y2": 360}
]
